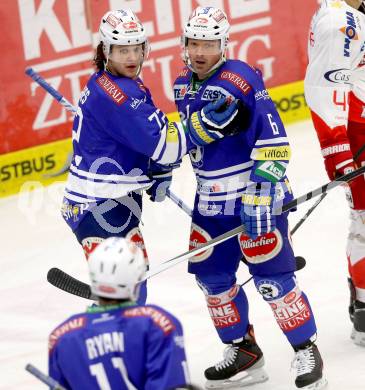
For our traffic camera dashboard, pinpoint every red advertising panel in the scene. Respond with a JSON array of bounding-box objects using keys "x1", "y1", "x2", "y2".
[{"x1": 0, "y1": 0, "x2": 320, "y2": 156}]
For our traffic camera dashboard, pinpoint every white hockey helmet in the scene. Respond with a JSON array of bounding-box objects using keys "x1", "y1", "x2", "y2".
[
  {"x1": 182, "y1": 6, "x2": 230, "y2": 72},
  {"x1": 88, "y1": 237, "x2": 146, "y2": 301},
  {"x1": 99, "y1": 9, "x2": 150, "y2": 60}
]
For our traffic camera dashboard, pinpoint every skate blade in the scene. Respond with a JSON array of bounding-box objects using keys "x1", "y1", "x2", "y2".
[
  {"x1": 205, "y1": 367, "x2": 269, "y2": 389},
  {"x1": 297, "y1": 377, "x2": 328, "y2": 390},
  {"x1": 351, "y1": 328, "x2": 365, "y2": 347}
]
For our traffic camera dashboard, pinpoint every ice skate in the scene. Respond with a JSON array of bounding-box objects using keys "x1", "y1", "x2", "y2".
[
  {"x1": 205, "y1": 327, "x2": 268, "y2": 389},
  {"x1": 292, "y1": 341, "x2": 327, "y2": 389},
  {"x1": 351, "y1": 300, "x2": 365, "y2": 347}
]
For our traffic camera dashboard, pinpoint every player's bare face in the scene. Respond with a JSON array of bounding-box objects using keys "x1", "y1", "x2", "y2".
[
  {"x1": 107, "y1": 44, "x2": 144, "y2": 79},
  {"x1": 187, "y1": 39, "x2": 221, "y2": 79}
]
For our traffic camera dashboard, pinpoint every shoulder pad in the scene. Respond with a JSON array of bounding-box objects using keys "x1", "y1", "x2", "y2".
[{"x1": 49, "y1": 315, "x2": 87, "y2": 352}]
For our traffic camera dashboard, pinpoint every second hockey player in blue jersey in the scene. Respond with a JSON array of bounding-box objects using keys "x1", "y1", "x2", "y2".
[
  {"x1": 48, "y1": 237, "x2": 192, "y2": 390},
  {"x1": 173, "y1": 6, "x2": 327, "y2": 390}
]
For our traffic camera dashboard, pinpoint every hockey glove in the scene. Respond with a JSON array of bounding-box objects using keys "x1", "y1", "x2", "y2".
[
  {"x1": 188, "y1": 97, "x2": 248, "y2": 146},
  {"x1": 240, "y1": 183, "x2": 277, "y2": 239},
  {"x1": 146, "y1": 161, "x2": 173, "y2": 202},
  {"x1": 321, "y1": 142, "x2": 356, "y2": 180}
]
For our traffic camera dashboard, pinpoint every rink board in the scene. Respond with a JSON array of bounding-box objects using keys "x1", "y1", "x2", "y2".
[{"x1": 0, "y1": 80, "x2": 310, "y2": 198}]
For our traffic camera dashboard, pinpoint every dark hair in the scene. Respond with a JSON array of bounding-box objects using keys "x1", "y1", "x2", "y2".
[{"x1": 94, "y1": 42, "x2": 106, "y2": 71}]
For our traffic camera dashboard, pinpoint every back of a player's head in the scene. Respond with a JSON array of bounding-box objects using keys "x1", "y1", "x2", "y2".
[{"x1": 88, "y1": 237, "x2": 146, "y2": 301}]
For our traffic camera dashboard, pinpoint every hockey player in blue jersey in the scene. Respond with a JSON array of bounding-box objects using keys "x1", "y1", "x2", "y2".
[
  {"x1": 61, "y1": 9, "x2": 243, "y2": 305},
  {"x1": 48, "y1": 236, "x2": 194, "y2": 390},
  {"x1": 174, "y1": 6, "x2": 327, "y2": 390}
]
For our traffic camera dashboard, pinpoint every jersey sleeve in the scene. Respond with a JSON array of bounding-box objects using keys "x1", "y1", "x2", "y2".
[
  {"x1": 233, "y1": 68, "x2": 290, "y2": 185},
  {"x1": 145, "y1": 311, "x2": 190, "y2": 389},
  {"x1": 48, "y1": 343, "x2": 71, "y2": 390},
  {"x1": 90, "y1": 75, "x2": 194, "y2": 165},
  {"x1": 304, "y1": 7, "x2": 352, "y2": 148}
]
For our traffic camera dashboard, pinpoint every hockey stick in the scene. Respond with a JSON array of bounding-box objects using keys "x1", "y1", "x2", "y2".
[
  {"x1": 47, "y1": 256, "x2": 307, "y2": 301},
  {"x1": 25, "y1": 364, "x2": 67, "y2": 390},
  {"x1": 47, "y1": 164, "x2": 365, "y2": 299},
  {"x1": 166, "y1": 188, "x2": 193, "y2": 217},
  {"x1": 25, "y1": 68, "x2": 77, "y2": 113},
  {"x1": 290, "y1": 142, "x2": 365, "y2": 235},
  {"x1": 145, "y1": 163, "x2": 365, "y2": 279},
  {"x1": 25, "y1": 67, "x2": 191, "y2": 217}
]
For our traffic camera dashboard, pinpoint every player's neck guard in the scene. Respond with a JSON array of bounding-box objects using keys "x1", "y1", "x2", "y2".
[{"x1": 87, "y1": 302, "x2": 136, "y2": 312}]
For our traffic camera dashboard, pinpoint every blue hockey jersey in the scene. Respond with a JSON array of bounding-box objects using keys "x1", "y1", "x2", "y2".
[
  {"x1": 174, "y1": 61, "x2": 294, "y2": 216},
  {"x1": 64, "y1": 71, "x2": 191, "y2": 203},
  {"x1": 48, "y1": 303, "x2": 190, "y2": 390}
]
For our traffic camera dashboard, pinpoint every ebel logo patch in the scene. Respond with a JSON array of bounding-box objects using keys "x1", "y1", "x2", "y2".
[
  {"x1": 324, "y1": 68, "x2": 351, "y2": 84},
  {"x1": 201, "y1": 86, "x2": 234, "y2": 101}
]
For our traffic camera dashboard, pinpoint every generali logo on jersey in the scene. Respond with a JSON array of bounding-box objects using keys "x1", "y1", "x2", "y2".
[
  {"x1": 96, "y1": 74, "x2": 128, "y2": 105},
  {"x1": 123, "y1": 307, "x2": 175, "y2": 334},
  {"x1": 219, "y1": 71, "x2": 252, "y2": 95},
  {"x1": 49, "y1": 316, "x2": 86, "y2": 352}
]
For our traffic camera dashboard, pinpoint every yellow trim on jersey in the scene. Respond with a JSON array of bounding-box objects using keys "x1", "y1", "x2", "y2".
[
  {"x1": 252, "y1": 146, "x2": 291, "y2": 161},
  {"x1": 166, "y1": 122, "x2": 179, "y2": 143},
  {"x1": 242, "y1": 194, "x2": 272, "y2": 206}
]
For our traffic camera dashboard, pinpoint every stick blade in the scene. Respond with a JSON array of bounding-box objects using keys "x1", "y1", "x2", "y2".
[{"x1": 47, "y1": 268, "x2": 96, "y2": 300}]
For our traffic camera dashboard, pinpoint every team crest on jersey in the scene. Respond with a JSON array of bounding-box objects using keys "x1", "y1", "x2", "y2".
[
  {"x1": 189, "y1": 146, "x2": 204, "y2": 168},
  {"x1": 238, "y1": 229, "x2": 283, "y2": 264},
  {"x1": 201, "y1": 86, "x2": 234, "y2": 101},
  {"x1": 256, "y1": 279, "x2": 283, "y2": 300},
  {"x1": 189, "y1": 223, "x2": 213, "y2": 262},
  {"x1": 174, "y1": 84, "x2": 188, "y2": 100}
]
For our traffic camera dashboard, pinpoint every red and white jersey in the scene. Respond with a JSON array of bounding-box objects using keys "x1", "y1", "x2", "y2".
[{"x1": 305, "y1": 0, "x2": 365, "y2": 134}]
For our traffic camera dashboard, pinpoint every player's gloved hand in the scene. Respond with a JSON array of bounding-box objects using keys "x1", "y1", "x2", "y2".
[
  {"x1": 240, "y1": 183, "x2": 277, "y2": 239},
  {"x1": 146, "y1": 161, "x2": 173, "y2": 202},
  {"x1": 321, "y1": 142, "x2": 356, "y2": 180},
  {"x1": 188, "y1": 97, "x2": 249, "y2": 146}
]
